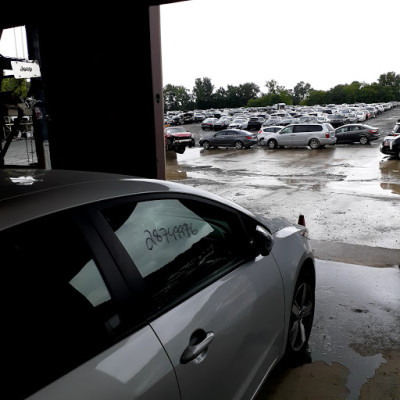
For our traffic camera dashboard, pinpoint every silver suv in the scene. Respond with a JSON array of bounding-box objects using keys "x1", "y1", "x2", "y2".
[{"x1": 261, "y1": 123, "x2": 336, "y2": 149}]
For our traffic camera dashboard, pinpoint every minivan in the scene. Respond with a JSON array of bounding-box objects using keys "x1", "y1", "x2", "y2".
[{"x1": 260, "y1": 123, "x2": 336, "y2": 149}]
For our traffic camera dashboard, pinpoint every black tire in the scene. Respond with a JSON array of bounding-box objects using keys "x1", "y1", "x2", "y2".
[
  {"x1": 202, "y1": 141, "x2": 211, "y2": 150},
  {"x1": 267, "y1": 139, "x2": 278, "y2": 149},
  {"x1": 234, "y1": 141, "x2": 244, "y2": 149},
  {"x1": 309, "y1": 138, "x2": 320, "y2": 149},
  {"x1": 285, "y1": 269, "x2": 315, "y2": 357},
  {"x1": 359, "y1": 136, "x2": 369, "y2": 145},
  {"x1": 259, "y1": 139, "x2": 265, "y2": 146}
]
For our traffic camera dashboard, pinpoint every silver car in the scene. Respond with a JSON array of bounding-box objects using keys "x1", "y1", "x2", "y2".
[
  {"x1": 262, "y1": 123, "x2": 337, "y2": 149},
  {"x1": 2, "y1": 169, "x2": 315, "y2": 400}
]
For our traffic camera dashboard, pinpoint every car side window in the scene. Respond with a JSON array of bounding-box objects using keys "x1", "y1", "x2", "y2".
[
  {"x1": 281, "y1": 126, "x2": 293, "y2": 134},
  {"x1": 3, "y1": 212, "x2": 120, "y2": 399},
  {"x1": 101, "y1": 198, "x2": 250, "y2": 313}
]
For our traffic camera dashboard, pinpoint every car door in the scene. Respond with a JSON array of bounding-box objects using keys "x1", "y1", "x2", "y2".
[
  {"x1": 348, "y1": 125, "x2": 362, "y2": 142},
  {"x1": 98, "y1": 195, "x2": 285, "y2": 400},
  {"x1": 335, "y1": 126, "x2": 349, "y2": 143},
  {"x1": 213, "y1": 131, "x2": 229, "y2": 146},
  {"x1": 3, "y1": 209, "x2": 180, "y2": 400},
  {"x1": 278, "y1": 125, "x2": 294, "y2": 146},
  {"x1": 291, "y1": 125, "x2": 310, "y2": 146}
]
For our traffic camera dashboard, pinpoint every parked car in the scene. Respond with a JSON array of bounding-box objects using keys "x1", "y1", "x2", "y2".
[
  {"x1": 199, "y1": 129, "x2": 258, "y2": 149},
  {"x1": 164, "y1": 126, "x2": 195, "y2": 153},
  {"x1": 263, "y1": 116, "x2": 282, "y2": 126},
  {"x1": 262, "y1": 123, "x2": 336, "y2": 150},
  {"x1": 365, "y1": 107, "x2": 377, "y2": 118},
  {"x1": 193, "y1": 112, "x2": 206, "y2": 122},
  {"x1": 2, "y1": 169, "x2": 315, "y2": 400},
  {"x1": 380, "y1": 135, "x2": 400, "y2": 157},
  {"x1": 280, "y1": 116, "x2": 299, "y2": 126},
  {"x1": 355, "y1": 111, "x2": 366, "y2": 122},
  {"x1": 346, "y1": 113, "x2": 359, "y2": 123},
  {"x1": 335, "y1": 124, "x2": 380, "y2": 145},
  {"x1": 168, "y1": 114, "x2": 183, "y2": 125},
  {"x1": 201, "y1": 117, "x2": 218, "y2": 130},
  {"x1": 390, "y1": 121, "x2": 400, "y2": 136},
  {"x1": 258, "y1": 125, "x2": 284, "y2": 145},
  {"x1": 327, "y1": 114, "x2": 349, "y2": 127},
  {"x1": 247, "y1": 116, "x2": 265, "y2": 131},
  {"x1": 228, "y1": 117, "x2": 249, "y2": 130},
  {"x1": 213, "y1": 116, "x2": 232, "y2": 131}
]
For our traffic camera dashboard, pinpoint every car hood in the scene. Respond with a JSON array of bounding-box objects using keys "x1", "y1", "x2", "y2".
[{"x1": 166, "y1": 132, "x2": 191, "y2": 137}]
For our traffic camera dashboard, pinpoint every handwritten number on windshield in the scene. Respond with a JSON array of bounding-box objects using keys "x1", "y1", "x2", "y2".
[{"x1": 145, "y1": 223, "x2": 198, "y2": 250}]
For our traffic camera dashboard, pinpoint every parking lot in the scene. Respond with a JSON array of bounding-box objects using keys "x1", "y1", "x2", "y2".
[{"x1": 166, "y1": 108, "x2": 400, "y2": 399}]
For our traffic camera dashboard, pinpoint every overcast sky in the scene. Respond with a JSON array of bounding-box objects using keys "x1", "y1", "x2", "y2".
[{"x1": 160, "y1": 0, "x2": 400, "y2": 93}]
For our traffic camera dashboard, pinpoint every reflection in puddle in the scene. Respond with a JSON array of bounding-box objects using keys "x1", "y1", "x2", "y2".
[
  {"x1": 380, "y1": 182, "x2": 400, "y2": 195},
  {"x1": 165, "y1": 151, "x2": 188, "y2": 180},
  {"x1": 310, "y1": 346, "x2": 386, "y2": 400}
]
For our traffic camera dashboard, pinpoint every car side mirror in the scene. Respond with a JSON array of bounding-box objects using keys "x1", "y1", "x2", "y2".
[{"x1": 252, "y1": 225, "x2": 274, "y2": 256}]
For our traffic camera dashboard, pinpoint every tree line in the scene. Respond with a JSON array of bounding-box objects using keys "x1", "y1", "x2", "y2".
[{"x1": 163, "y1": 72, "x2": 400, "y2": 111}]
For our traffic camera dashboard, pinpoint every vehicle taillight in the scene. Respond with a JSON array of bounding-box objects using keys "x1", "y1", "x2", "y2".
[
  {"x1": 325, "y1": 133, "x2": 330, "y2": 138},
  {"x1": 246, "y1": 136, "x2": 253, "y2": 139},
  {"x1": 258, "y1": 130, "x2": 262, "y2": 135}
]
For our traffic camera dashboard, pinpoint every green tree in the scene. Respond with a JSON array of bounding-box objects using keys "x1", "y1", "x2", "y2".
[
  {"x1": 265, "y1": 79, "x2": 285, "y2": 95},
  {"x1": 163, "y1": 84, "x2": 191, "y2": 111},
  {"x1": 306, "y1": 90, "x2": 328, "y2": 106},
  {"x1": 193, "y1": 77, "x2": 214, "y2": 109},
  {"x1": 292, "y1": 81, "x2": 312, "y2": 105},
  {"x1": 1, "y1": 77, "x2": 30, "y2": 99},
  {"x1": 378, "y1": 72, "x2": 400, "y2": 100}
]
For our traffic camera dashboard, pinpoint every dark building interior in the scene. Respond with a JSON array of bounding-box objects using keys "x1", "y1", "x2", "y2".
[{"x1": 0, "y1": 1, "x2": 185, "y2": 179}]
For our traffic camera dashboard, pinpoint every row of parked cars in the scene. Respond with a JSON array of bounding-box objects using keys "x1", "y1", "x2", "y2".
[
  {"x1": 164, "y1": 103, "x2": 399, "y2": 157},
  {"x1": 165, "y1": 102, "x2": 398, "y2": 132},
  {"x1": 198, "y1": 120, "x2": 400, "y2": 156}
]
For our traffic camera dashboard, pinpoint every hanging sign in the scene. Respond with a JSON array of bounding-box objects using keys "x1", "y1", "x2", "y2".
[{"x1": 11, "y1": 60, "x2": 41, "y2": 79}]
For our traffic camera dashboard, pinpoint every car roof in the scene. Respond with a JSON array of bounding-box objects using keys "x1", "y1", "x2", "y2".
[{"x1": 0, "y1": 169, "x2": 253, "y2": 230}]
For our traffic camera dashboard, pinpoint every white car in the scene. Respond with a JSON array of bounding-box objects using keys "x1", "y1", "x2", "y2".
[
  {"x1": 355, "y1": 111, "x2": 366, "y2": 122},
  {"x1": 262, "y1": 123, "x2": 337, "y2": 149},
  {"x1": 2, "y1": 169, "x2": 315, "y2": 400},
  {"x1": 258, "y1": 125, "x2": 284, "y2": 145},
  {"x1": 228, "y1": 117, "x2": 249, "y2": 129}
]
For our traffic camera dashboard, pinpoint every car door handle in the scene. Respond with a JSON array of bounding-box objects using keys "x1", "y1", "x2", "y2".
[{"x1": 180, "y1": 330, "x2": 215, "y2": 364}]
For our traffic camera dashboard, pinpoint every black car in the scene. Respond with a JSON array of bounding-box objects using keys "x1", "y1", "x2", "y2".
[
  {"x1": 335, "y1": 124, "x2": 380, "y2": 144},
  {"x1": 327, "y1": 114, "x2": 349, "y2": 127},
  {"x1": 380, "y1": 135, "x2": 400, "y2": 157},
  {"x1": 247, "y1": 116, "x2": 265, "y2": 131},
  {"x1": 201, "y1": 117, "x2": 218, "y2": 130}
]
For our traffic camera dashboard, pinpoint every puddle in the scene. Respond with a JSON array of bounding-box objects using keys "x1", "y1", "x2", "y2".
[{"x1": 310, "y1": 345, "x2": 386, "y2": 400}]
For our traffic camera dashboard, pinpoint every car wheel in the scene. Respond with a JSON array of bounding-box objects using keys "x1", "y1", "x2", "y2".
[
  {"x1": 360, "y1": 136, "x2": 369, "y2": 145},
  {"x1": 202, "y1": 141, "x2": 211, "y2": 150},
  {"x1": 267, "y1": 139, "x2": 278, "y2": 149},
  {"x1": 235, "y1": 141, "x2": 244, "y2": 149},
  {"x1": 309, "y1": 138, "x2": 320, "y2": 149},
  {"x1": 259, "y1": 139, "x2": 265, "y2": 146},
  {"x1": 285, "y1": 269, "x2": 315, "y2": 356}
]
